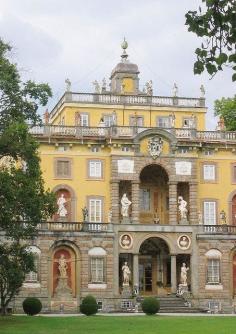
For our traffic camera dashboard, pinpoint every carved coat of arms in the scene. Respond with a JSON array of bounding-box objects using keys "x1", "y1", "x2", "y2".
[{"x1": 148, "y1": 136, "x2": 163, "y2": 159}]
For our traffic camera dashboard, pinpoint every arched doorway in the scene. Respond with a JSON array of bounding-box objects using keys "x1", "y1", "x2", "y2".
[
  {"x1": 232, "y1": 194, "x2": 236, "y2": 225},
  {"x1": 139, "y1": 164, "x2": 169, "y2": 224},
  {"x1": 139, "y1": 237, "x2": 170, "y2": 295}
]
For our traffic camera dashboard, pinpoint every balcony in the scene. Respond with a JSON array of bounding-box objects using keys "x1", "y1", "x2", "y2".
[
  {"x1": 38, "y1": 221, "x2": 113, "y2": 233},
  {"x1": 50, "y1": 92, "x2": 205, "y2": 118},
  {"x1": 29, "y1": 125, "x2": 236, "y2": 142}
]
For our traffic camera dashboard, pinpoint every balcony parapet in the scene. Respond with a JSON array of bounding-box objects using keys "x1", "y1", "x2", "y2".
[
  {"x1": 198, "y1": 224, "x2": 236, "y2": 234},
  {"x1": 38, "y1": 221, "x2": 113, "y2": 233},
  {"x1": 50, "y1": 92, "x2": 205, "y2": 119},
  {"x1": 29, "y1": 125, "x2": 236, "y2": 142}
]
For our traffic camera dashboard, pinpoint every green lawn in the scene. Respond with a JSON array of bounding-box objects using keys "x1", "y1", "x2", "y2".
[{"x1": 0, "y1": 316, "x2": 236, "y2": 334}]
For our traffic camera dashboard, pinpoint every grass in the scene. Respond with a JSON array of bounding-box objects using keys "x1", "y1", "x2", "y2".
[{"x1": 0, "y1": 315, "x2": 236, "y2": 334}]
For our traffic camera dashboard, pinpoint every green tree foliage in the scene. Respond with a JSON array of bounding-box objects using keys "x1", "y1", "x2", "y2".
[
  {"x1": 214, "y1": 95, "x2": 236, "y2": 130},
  {"x1": 0, "y1": 38, "x2": 56, "y2": 315},
  {"x1": 185, "y1": 0, "x2": 236, "y2": 81},
  {"x1": 0, "y1": 243, "x2": 35, "y2": 315}
]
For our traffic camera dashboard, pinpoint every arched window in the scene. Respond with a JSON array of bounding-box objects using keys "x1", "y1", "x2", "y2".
[
  {"x1": 205, "y1": 249, "x2": 222, "y2": 284},
  {"x1": 88, "y1": 247, "x2": 106, "y2": 284},
  {"x1": 25, "y1": 246, "x2": 41, "y2": 283}
]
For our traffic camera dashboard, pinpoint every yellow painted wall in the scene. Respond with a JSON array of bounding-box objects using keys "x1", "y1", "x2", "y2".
[{"x1": 122, "y1": 78, "x2": 134, "y2": 93}]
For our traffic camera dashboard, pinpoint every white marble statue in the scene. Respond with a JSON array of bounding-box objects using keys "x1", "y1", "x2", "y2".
[
  {"x1": 65, "y1": 78, "x2": 71, "y2": 92},
  {"x1": 178, "y1": 196, "x2": 188, "y2": 220},
  {"x1": 58, "y1": 254, "x2": 68, "y2": 278},
  {"x1": 112, "y1": 110, "x2": 117, "y2": 126},
  {"x1": 92, "y1": 80, "x2": 100, "y2": 93},
  {"x1": 173, "y1": 83, "x2": 178, "y2": 97},
  {"x1": 145, "y1": 80, "x2": 153, "y2": 95},
  {"x1": 180, "y1": 263, "x2": 189, "y2": 286},
  {"x1": 57, "y1": 194, "x2": 67, "y2": 217},
  {"x1": 102, "y1": 77, "x2": 107, "y2": 91},
  {"x1": 169, "y1": 113, "x2": 175, "y2": 128},
  {"x1": 200, "y1": 84, "x2": 205, "y2": 98},
  {"x1": 122, "y1": 261, "x2": 131, "y2": 286},
  {"x1": 121, "y1": 193, "x2": 132, "y2": 217}
]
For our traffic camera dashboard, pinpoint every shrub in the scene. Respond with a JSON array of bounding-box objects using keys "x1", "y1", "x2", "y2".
[
  {"x1": 22, "y1": 297, "x2": 42, "y2": 316},
  {"x1": 141, "y1": 297, "x2": 160, "y2": 315},
  {"x1": 80, "y1": 295, "x2": 98, "y2": 316}
]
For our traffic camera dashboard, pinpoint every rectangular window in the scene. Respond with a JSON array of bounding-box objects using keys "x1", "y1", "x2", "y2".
[
  {"x1": 103, "y1": 115, "x2": 113, "y2": 127},
  {"x1": 203, "y1": 165, "x2": 216, "y2": 181},
  {"x1": 203, "y1": 201, "x2": 216, "y2": 225},
  {"x1": 89, "y1": 161, "x2": 102, "y2": 178},
  {"x1": 56, "y1": 160, "x2": 71, "y2": 178},
  {"x1": 130, "y1": 116, "x2": 144, "y2": 127},
  {"x1": 90, "y1": 257, "x2": 104, "y2": 283},
  {"x1": 89, "y1": 199, "x2": 102, "y2": 222},
  {"x1": 25, "y1": 271, "x2": 38, "y2": 282},
  {"x1": 157, "y1": 117, "x2": 170, "y2": 128},
  {"x1": 81, "y1": 114, "x2": 89, "y2": 127},
  {"x1": 140, "y1": 189, "x2": 150, "y2": 211},
  {"x1": 232, "y1": 164, "x2": 236, "y2": 183},
  {"x1": 207, "y1": 259, "x2": 220, "y2": 284}
]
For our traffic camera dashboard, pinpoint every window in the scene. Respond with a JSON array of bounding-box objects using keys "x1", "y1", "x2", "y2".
[
  {"x1": 103, "y1": 115, "x2": 113, "y2": 127},
  {"x1": 55, "y1": 159, "x2": 71, "y2": 178},
  {"x1": 81, "y1": 114, "x2": 89, "y2": 127},
  {"x1": 157, "y1": 117, "x2": 170, "y2": 128},
  {"x1": 25, "y1": 246, "x2": 41, "y2": 283},
  {"x1": 90, "y1": 258, "x2": 104, "y2": 283},
  {"x1": 89, "y1": 160, "x2": 102, "y2": 178},
  {"x1": 91, "y1": 146, "x2": 100, "y2": 153},
  {"x1": 122, "y1": 146, "x2": 130, "y2": 152},
  {"x1": 232, "y1": 164, "x2": 236, "y2": 183},
  {"x1": 203, "y1": 164, "x2": 216, "y2": 181},
  {"x1": 97, "y1": 301, "x2": 103, "y2": 311},
  {"x1": 130, "y1": 116, "x2": 144, "y2": 127},
  {"x1": 89, "y1": 198, "x2": 102, "y2": 222},
  {"x1": 204, "y1": 150, "x2": 214, "y2": 156},
  {"x1": 207, "y1": 259, "x2": 220, "y2": 284},
  {"x1": 140, "y1": 189, "x2": 150, "y2": 211},
  {"x1": 203, "y1": 201, "x2": 216, "y2": 225},
  {"x1": 178, "y1": 147, "x2": 189, "y2": 154}
]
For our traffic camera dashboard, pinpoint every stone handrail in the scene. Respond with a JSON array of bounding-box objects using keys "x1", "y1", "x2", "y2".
[
  {"x1": 29, "y1": 125, "x2": 236, "y2": 142},
  {"x1": 200, "y1": 225, "x2": 236, "y2": 234},
  {"x1": 50, "y1": 92, "x2": 205, "y2": 118},
  {"x1": 38, "y1": 222, "x2": 112, "y2": 232}
]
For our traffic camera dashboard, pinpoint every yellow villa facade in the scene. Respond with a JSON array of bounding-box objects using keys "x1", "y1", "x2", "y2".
[{"x1": 18, "y1": 41, "x2": 236, "y2": 313}]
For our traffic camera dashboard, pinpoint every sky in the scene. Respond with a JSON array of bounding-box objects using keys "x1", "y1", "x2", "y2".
[{"x1": 0, "y1": 0, "x2": 235, "y2": 129}]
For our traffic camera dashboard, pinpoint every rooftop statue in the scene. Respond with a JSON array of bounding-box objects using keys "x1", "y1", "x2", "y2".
[{"x1": 65, "y1": 78, "x2": 71, "y2": 92}]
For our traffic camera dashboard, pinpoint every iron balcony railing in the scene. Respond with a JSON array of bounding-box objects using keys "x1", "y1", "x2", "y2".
[
  {"x1": 50, "y1": 92, "x2": 206, "y2": 118},
  {"x1": 29, "y1": 125, "x2": 236, "y2": 141}
]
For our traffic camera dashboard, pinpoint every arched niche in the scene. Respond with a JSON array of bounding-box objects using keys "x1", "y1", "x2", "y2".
[{"x1": 52, "y1": 184, "x2": 77, "y2": 222}]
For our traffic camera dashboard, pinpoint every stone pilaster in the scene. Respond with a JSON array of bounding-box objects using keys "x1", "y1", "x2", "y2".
[
  {"x1": 189, "y1": 182, "x2": 198, "y2": 225},
  {"x1": 171, "y1": 254, "x2": 177, "y2": 293},
  {"x1": 132, "y1": 254, "x2": 139, "y2": 289},
  {"x1": 169, "y1": 181, "x2": 177, "y2": 225},
  {"x1": 110, "y1": 181, "x2": 120, "y2": 223},
  {"x1": 131, "y1": 181, "x2": 140, "y2": 224}
]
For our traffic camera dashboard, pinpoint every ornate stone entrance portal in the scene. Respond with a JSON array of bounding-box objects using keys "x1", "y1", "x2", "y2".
[{"x1": 138, "y1": 237, "x2": 170, "y2": 295}]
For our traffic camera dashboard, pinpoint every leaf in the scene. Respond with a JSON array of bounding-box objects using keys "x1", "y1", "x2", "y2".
[{"x1": 232, "y1": 73, "x2": 236, "y2": 82}]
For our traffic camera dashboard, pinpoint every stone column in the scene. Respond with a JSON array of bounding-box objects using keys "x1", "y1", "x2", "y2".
[
  {"x1": 189, "y1": 182, "x2": 198, "y2": 225},
  {"x1": 169, "y1": 181, "x2": 177, "y2": 225},
  {"x1": 131, "y1": 181, "x2": 140, "y2": 224},
  {"x1": 133, "y1": 254, "x2": 139, "y2": 289},
  {"x1": 171, "y1": 254, "x2": 177, "y2": 293},
  {"x1": 110, "y1": 181, "x2": 120, "y2": 223},
  {"x1": 113, "y1": 235, "x2": 120, "y2": 296}
]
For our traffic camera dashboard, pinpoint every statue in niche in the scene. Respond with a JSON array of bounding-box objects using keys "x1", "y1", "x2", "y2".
[
  {"x1": 178, "y1": 196, "x2": 188, "y2": 220},
  {"x1": 57, "y1": 194, "x2": 67, "y2": 218},
  {"x1": 65, "y1": 78, "x2": 71, "y2": 92},
  {"x1": 58, "y1": 254, "x2": 68, "y2": 278},
  {"x1": 92, "y1": 80, "x2": 100, "y2": 93},
  {"x1": 122, "y1": 261, "x2": 131, "y2": 286},
  {"x1": 121, "y1": 193, "x2": 132, "y2": 217},
  {"x1": 180, "y1": 263, "x2": 189, "y2": 286}
]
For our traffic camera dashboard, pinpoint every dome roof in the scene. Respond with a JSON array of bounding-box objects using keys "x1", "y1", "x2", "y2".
[{"x1": 111, "y1": 61, "x2": 139, "y2": 78}]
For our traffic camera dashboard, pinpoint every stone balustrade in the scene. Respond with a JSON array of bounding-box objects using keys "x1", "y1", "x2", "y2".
[
  {"x1": 38, "y1": 222, "x2": 112, "y2": 232},
  {"x1": 50, "y1": 92, "x2": 205, "y2": 118}
]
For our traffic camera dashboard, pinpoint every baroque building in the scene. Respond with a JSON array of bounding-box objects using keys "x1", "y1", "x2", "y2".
[{"x1": 17, "y1": 40, "x2": 236, "y2": 313}]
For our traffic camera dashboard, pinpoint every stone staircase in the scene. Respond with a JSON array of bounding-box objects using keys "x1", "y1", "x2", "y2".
[{"x1": 158, "y1": 295, "x2": 206, "y2": 313}]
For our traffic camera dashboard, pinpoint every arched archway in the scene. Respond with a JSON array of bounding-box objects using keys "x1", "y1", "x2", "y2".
[
  {"x1": 139, "y1": 164, "x2": 169, "y2": 224},
  {"x1": 52, "y1": 184, "x2": 77, "y2": 222}
]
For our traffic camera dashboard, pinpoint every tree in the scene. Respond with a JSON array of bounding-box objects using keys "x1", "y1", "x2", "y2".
[
  {"x1": 214, "y1": 95, "x2": 236, "y2": 130},
  {"x1": 185, "y1": 0, "x2": 236, "y2": 81},
  {"x1": 0, "y1": 38, "x2": 56, "y2": 315}
]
